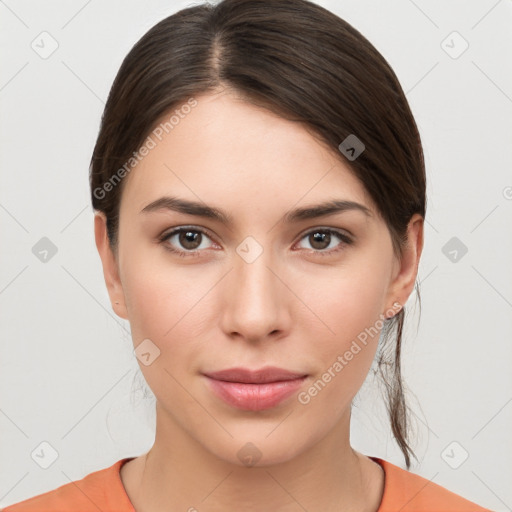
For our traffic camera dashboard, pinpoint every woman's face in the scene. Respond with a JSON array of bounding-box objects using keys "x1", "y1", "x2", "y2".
[{"x1": 96, "y1": 88, "x2": 421, "y2": 466}]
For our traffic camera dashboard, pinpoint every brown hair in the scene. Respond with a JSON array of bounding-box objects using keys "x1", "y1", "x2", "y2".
[{"x1": 90, "y1": 0, "x2": 425, "y2": 469}]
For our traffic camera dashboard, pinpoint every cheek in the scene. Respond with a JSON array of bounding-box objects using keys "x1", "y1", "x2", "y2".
[
  {"x1": 121, "y1": 251, "x2": 216, "y2": 356},
  {"x1": 296, "y1": 260, "x2": 389, "y2": 406},
  {"x1": 297, "y1": 302, "x2": 385, "y2": 419},
  {"x1": 307, "y1": 262, "x2": 389, "y2": 347},
  {"x1": 120, "y1": 259, "x2": 216, "y2": 410}
]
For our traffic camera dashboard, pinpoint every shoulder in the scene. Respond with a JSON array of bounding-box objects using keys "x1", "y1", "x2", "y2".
[
  {"x1": 1, "y1": 459, "x2": 135, "y2": 512},
  {"x1": 372, "y1": 457, "x2": 493, "y2": 512}
]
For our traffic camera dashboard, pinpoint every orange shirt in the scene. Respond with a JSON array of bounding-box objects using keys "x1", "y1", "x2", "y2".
[{"x1": 1, "y1": 456, "x2": 492, "y2": 511}]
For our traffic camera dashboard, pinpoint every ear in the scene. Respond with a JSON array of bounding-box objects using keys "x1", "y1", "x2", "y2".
[
  {"x1": 94, "y1": 212, "x2": 128, "y2": 320},
  {"x1": 384, "y1": 213, "x2": 424, "y2": 316}
]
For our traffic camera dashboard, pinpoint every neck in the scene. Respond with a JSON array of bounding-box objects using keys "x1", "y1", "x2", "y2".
[{"x1": 122, "y1": 403, "x2": 383, "y2": 512}]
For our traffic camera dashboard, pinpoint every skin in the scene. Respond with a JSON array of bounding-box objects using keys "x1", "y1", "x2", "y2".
[{"x1": 95, "y1": 87, "x2": 423, "y2": 512}]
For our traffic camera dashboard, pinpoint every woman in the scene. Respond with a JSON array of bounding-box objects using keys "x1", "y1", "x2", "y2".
[{"x1": 2, "y1": 0, "x2": 492, "y2": 510}]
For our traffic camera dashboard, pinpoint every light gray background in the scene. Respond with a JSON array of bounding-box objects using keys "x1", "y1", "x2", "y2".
[{"x1": 1, "y1": 0, "x2": 511, "y2": 510}]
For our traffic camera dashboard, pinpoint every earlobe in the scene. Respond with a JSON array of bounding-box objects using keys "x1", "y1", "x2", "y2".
[
  {"x1": 385, "y1": 214, "x2": 424, "y2": 313},
  {"x1": 384, "y1": 300, "x2": 403, "y2": 319},
  {"x1": 94, "y1": 212, "x2": 129, "y2": 320}
]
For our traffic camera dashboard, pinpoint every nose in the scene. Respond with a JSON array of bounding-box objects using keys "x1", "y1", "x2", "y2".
[{"x1": 220, "y1": 243, "x2": 292, "y2": 343}]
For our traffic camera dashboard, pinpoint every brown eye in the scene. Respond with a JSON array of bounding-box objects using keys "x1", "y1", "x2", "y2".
[
  {"x1": 159, "y1": 227, "x2": 216, "y2": 256},
  {"x1": 296, "y1": 228, "x2": 353, "y2": 255},
  {"x1": 178, "y1": 230, "x2": 202, "y2": 250},
  {"x1": 309, "y1": 231, "x2": 331, "y2": 250}
]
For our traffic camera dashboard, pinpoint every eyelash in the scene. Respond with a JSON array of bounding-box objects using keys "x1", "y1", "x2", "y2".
[{"x1": 158, "y1": 226, "x2": 353, "y2": 259}]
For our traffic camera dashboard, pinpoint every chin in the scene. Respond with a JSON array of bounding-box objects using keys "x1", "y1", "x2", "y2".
[{"x1": 199, "y1": 427, "x2": 311, "y2": 468}]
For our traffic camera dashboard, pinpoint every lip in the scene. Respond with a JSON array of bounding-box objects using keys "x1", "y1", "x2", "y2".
[
  {"x1": 203, "y1": 366, "x2": 308, "y2": 411},
  {"x1": 204, "y1": 366, "x2": 307, "y2": 384}
]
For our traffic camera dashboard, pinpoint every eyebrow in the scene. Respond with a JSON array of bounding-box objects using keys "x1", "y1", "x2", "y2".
[{"x1": 140, "y1": 195, "x2": 372, "y2": 224}]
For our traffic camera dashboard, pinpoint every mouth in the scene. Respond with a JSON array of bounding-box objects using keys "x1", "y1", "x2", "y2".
[{"x1": 202, "y1": 366, "x2": 308, "y2": 411}]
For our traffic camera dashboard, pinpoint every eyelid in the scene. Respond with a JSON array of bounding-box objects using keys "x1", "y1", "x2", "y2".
[
  {"x1": 158, "y1": 225, "x2": 354, "y2": 256},
  {"x1": 299, "y1": 226, "x2": 354, "y2": 242},
  {"x1": 293, "y1": 227, "x2": 354, "y2": 256},
  {"x1": 158, "y1": 225, "x2": 218, "y2": 246}
]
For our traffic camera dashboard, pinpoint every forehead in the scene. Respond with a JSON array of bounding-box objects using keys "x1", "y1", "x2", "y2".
[{"x1": 119, "y1": 90, "x2": 374, "y2": 218}]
